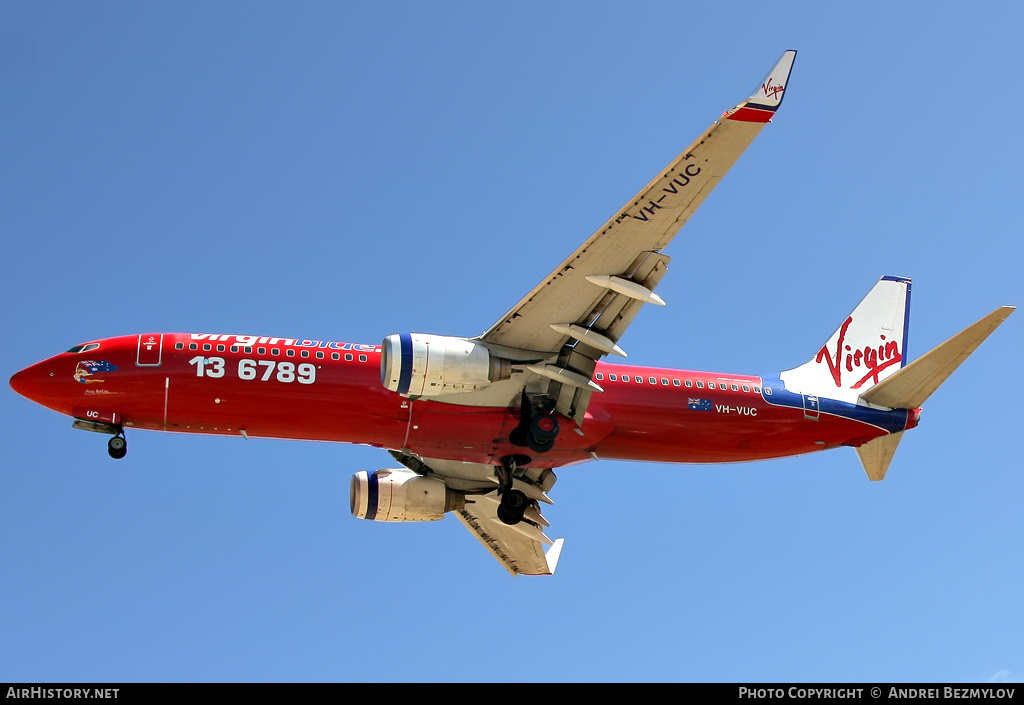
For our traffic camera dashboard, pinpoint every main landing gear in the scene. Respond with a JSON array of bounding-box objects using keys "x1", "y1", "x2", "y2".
[
  {"x1": 500, "y1": 393, "x2": 561, "y2": 525},
  {"x1": 508, "y1": 392, "x2": 561, "y2": 454},
  {"x1": 495, "y1": 455, "x2": 530, "y2": 526}
]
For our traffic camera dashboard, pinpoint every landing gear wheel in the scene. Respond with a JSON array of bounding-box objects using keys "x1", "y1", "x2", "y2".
[
  {"x1": 526, "y1": 413, "x2": 559, "y2": 453},
  {"x1": 107, "y1": 435, "x2": 127, "y2": 460},
  {"x1": 531, "y1": 414, "x2": 559, "y2": 440},
  {"x1": 510, "y1": 390, "x2": 560, "y2": 453},
  {"x1": 497, "y1": 489, "x2": 528, "y2": 526},
  {"x1": 526, "y1": 435, "x2": 554, "y2": 454}
]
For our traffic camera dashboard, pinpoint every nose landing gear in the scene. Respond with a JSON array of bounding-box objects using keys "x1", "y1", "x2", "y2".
[{"x1": 70, "y1": 418, "x2": 128, "y2": 459}]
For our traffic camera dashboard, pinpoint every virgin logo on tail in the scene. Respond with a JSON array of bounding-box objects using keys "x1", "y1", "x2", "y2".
[
  {"x1": 762, "y1": 78, "x2": 785, "y2": 101},
  {"x1": 815, "y1": 317, "x2": 902, "y2": 389}
]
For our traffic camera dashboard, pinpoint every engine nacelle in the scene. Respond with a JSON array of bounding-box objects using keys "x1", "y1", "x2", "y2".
[
  {"x1": 350, "y1": 468, "x2": 466, "y2": 522},
  {"x1": 380, "y1": 333, "x2": 512, "y2": 397}
]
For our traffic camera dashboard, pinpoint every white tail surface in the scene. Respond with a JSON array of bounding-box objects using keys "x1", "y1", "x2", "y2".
[{"x1": 781, "y1": 276, "x2": 911, "y2": 404}]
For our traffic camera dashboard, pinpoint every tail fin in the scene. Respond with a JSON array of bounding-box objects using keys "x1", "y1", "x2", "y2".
[
  {"x1": 780, "y1": 276, "x2": 912, "y2": 404},
  {"x1": 856, "y1": 305, "x2": 1014, "y2": 481}
]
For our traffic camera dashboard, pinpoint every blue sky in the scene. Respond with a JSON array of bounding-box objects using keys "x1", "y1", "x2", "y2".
[{"x1": 2, "y1": 1, "x2": 1022, "y2": 683}]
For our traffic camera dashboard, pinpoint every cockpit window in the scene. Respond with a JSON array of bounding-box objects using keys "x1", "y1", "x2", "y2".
[{"x1": 66, "y1": 343, "x2": 100, "y2": 354}]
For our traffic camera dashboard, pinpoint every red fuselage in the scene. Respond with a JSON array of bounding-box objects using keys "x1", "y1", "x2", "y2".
[{"x1": 10, "y1": 333, "x2": 912, "y2": 467}]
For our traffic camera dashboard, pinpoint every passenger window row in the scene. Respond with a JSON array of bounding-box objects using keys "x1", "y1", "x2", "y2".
[
  {"x1": 174, "y1": 342, "x2": 367, "y2": 362},
  {"x1": 593, "y1": 371, "x2": 769, "y2": 395}
]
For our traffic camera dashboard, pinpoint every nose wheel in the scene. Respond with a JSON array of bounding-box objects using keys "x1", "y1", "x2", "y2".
[{"x1": 107, "y1": 434, "x2": 127, "y2": 460}]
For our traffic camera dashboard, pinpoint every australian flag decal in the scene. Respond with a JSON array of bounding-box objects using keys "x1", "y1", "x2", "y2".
[{"x1": 688, "y1": 398, "x2": 713, "y2": 412}]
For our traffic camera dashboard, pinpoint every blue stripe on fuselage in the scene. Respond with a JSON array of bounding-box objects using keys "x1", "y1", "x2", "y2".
[{"x1": 759, "y1": 374, "x2": 910, "y2": 433}]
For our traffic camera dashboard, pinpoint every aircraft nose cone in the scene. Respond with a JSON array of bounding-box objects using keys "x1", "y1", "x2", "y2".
[
  {"x1": 10, "y1": 367, "x2": 31, "y2": 398},
  {"x1": 9, "y1": 362, "x2": 49, "y2": 402}
]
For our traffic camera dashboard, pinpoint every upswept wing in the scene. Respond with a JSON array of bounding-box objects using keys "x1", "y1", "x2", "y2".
[
  {"x1": 392, "y1": 53, "x2": 796, "y2": 575},
  {"x1": 391, "y1": 451, "x2": 563, "y2": 575},
  {"x1": 480, "y1": 50, "x2": 797, "y2": 422},
  {"x1": 455, "y1": 496, "x2": 564, "y2": 576}
]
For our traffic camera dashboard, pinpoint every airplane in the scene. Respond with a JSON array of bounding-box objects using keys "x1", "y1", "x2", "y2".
[{"x1": 9, "y1": 50, "x2": 1015, "y2": 576}]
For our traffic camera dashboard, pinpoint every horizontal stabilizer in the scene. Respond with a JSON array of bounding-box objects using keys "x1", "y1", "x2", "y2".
[
  {"x1": 855, "y1": 431, "x2": 905, "y2": 481},
  {"x1": 860, "y1": 306, "x2": 1015, "y2": 410}
]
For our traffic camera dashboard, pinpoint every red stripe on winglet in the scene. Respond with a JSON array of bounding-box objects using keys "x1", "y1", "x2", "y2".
[{"x1": 727, "y1": 106, "x2": 774, "y2": 123}]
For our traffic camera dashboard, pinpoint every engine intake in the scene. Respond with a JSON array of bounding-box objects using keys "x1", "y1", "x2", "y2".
[
  {"x1": 380, "y1": 333, "x2": 512, "y2": 397},
  {"x1": 350, "y1": 468, "x2": 466, "y2": 522}
]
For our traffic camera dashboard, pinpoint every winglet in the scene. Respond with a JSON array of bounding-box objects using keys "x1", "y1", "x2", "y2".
[
  {"x1": 727, "y1": 49, "x2": 797, "y2": 123},
  {"x1": 544, "y1": 538, "x2": 565, "y2": 575}
]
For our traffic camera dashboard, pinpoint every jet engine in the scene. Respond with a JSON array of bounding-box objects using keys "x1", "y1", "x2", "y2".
[
  {"x1": 350, "y1": 468, "x2": 466, "y2": 522},
  {"x1": 380, "y1": 333, "x2": 512, "y2": 397}
]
